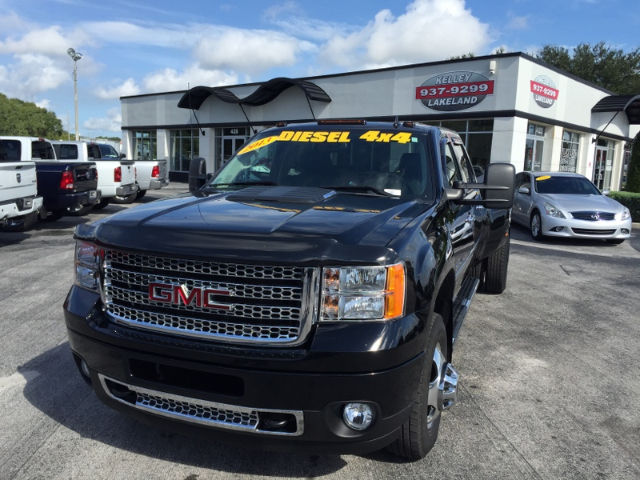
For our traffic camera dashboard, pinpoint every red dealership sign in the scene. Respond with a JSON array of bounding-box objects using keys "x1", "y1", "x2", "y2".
[{"x1": 530, "y1": 75, "x2": 559, "y2": 108}]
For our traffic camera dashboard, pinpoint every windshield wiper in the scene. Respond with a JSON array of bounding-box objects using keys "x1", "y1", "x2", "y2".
[{"x1": 321, "y1": 185, "x2": 395, "y2": 197}]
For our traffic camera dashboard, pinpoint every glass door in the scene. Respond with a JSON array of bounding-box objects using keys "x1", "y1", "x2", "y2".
[
  {"x1": 524, "y1": 123, "x2": 545, "y2": 171},
  {"x1": 217, "y1": 127, "x2": 250, "y2": 171}
]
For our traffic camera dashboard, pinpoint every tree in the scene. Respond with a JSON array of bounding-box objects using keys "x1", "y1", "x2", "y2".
[
  {"x1": 0, "y1": 93, "x2": 67, "y2": 138},
  {"x1": 536, "y1": 42, "x2": 640, "y2": 94}
]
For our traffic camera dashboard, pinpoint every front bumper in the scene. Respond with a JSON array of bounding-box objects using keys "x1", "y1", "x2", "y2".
[
  {"x1": 64, "y1": 286, "x2": 427, "y2": 454},
  {"x1": 540, "y1": 214, "x2": 632, "y2": 239},
  {"x1": 0, "y1": 195, "x2": 42, "y2": 221}
]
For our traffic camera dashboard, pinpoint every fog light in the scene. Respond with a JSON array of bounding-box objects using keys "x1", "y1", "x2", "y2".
[
  {"x1": 342, "y1": 403, "x2": 374, "y2": 431},
  {"x1": 551, "y1": 226, "x2": 564, "y2": 232},
  {"x1": 621, "y1": 229, "x2": 630, "y2": 234}
]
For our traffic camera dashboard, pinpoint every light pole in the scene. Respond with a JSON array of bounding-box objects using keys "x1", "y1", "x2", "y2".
[{"x1": 67, "y1": 48, "x2": 82, "y2": 141}]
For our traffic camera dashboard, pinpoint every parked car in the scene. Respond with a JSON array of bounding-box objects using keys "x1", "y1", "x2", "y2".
[
  {"x1": 129, "y1": 156, "x2": 169, "y2": 201},
  {"x1": 0, "y1": 137, "x2": 99, "y2": 219},
  {"x1": 0, "y1": 138, "x2": 43, "y2": 231},
  {"x1": 51, "y1": 141, "x2": 137, "y2": 209},
  {"x1": 512, "y1": 171, "x2": 632, "y2": 244}
]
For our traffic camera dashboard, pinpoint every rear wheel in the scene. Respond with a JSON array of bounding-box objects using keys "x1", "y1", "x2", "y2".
[
  {"x1": 387, "y1": 314, "x2": 449, "y2": 460},
  {"x1": 483, "y1": 238, "x2": 510, "y2": 294},
  {"x1": 530, "y1": 211, "x2": 544, "y2": 240},
  {"x1": 136, "y1": 189, "x2": 147, "y2": 199}
]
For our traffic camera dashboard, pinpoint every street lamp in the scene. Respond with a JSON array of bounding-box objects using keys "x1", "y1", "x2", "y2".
[{"x1": 67, "y1": 47, "x2": 83, "y2": 141}]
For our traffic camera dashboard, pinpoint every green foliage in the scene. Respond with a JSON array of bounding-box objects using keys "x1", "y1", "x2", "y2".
[
  {"x1": 450, "y1": 52, "x2": 475, "y2": 60},
  {"x1": 625, "y1": 137, "x2": 640, "y2": 193},
  {"x1": 608, "y1": 191, "x2": 640, "y2": 221},
  {"x1": 536, "y1": 42, "x2": 640, "y2": 94},
  {"x1": 0, "y1": 93, "x2": 67, "y2": 138}
]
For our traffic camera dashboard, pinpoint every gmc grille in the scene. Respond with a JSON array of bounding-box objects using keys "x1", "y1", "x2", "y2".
[{"x1": 101, "y1": 249, "x2": 318, "y2": 346}]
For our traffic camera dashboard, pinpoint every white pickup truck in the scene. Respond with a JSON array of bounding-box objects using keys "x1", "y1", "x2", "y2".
[
  {"x1": 51, "y1": 141, "x2": 137, "y2": 209},
  {"x1": 0, "y1": 139, "x2": 43, "y2": 230},
  {"x1": 111, "y1": 155, "x2": 169, "y2": 203}
]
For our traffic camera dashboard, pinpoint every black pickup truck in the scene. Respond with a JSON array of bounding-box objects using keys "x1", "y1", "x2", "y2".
[{"x1": 64, "y1": 121, "x2": 514, "y2": 460}]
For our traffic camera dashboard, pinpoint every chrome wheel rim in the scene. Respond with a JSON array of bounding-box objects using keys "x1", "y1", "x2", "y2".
[{"x1": 426, "y1": 342, "x2": 446, "y2": 424}]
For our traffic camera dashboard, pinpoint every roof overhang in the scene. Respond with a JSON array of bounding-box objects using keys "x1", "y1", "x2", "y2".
[
  {"x1": 591, "y1": 95, "x2": 640, "y2": 124},
  {"x1": 177, "y1": 77, "x2": 332, "y2": 110}
]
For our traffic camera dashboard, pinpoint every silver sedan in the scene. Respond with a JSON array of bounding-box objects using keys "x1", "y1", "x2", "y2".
[{"x1": 512, "y1": 171, "x2": 632, "y2": 244}]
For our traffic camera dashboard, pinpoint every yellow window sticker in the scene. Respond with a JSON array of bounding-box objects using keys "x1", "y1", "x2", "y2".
[
  {"x1": 535, "y1": 175, "x2": 551, "y2": 181},
  {"x1": 236, "y1": 136, "x2": 279, "y2": 155},
  {"x1": 359, "y1": 131, "x2": 412, "y2": 144}
]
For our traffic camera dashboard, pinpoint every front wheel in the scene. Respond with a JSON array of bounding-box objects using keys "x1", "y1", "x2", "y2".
[
  {"x1": 387, "y1": 314, "x2": 449, "y2": 460},
  {"x1": 530, "y1": 211, "x2": 544, "y2": 240},
  {"x1": 483, "y1": 238, "x2": 510, "y2": 294}
]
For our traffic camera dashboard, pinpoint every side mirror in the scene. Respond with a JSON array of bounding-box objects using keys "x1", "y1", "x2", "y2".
[
  {"x1": 517, "y1": 185, "x2": 530, "y2": 195},
  {"x1": 119, "y1": 153, "x2": 126, "y2": 159},
  {"x1": 188, "y1": 157, "x2": 207, "y2": 194},
  {"x1": 447, "y1": 163, "x2": 515, "y2": 209},
  {"x1": 482, "y1": 163, "x2": 515, "y2": 209}
]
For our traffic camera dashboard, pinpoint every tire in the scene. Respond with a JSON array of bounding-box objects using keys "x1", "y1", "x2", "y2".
[
  {"x1": 484, "y1": 238, "x2": 510, "y2": 294},
  {"x1": 41, "y1": 208, "x2": 64, "y2": 221},
  {"x1": 530, "y1": 211, "x2": 544, "y2": 240},
  {"x1": 111, "y1": 193, "x2": 137, "y2": 204},
  {"x1": 387, "y1": 314, "x2": 448, "y2": 460},
  {"x1": 93, "y1": 198, "x2": 110, "y2": 210},
  {"x1": 606, "y1": 239, "x2": 625, "y2": 245},
  {"x1": 2, "y1": 211, "x2": 38, "y2": 232},
  {"x1": 136, "y1": 189, "x2": 147, "y2": 199}
]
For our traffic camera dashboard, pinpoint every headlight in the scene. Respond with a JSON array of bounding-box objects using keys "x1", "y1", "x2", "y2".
[
  {"x1": 543, "y1": 202, "x2": 565, "y2": 218},
  {"x1": 75, "y1": 240, "x2": 101, "y2": 291},
  {"x1": 321, "y1": 263, "x2": 405, "y2": 321},
  {"x1": 618, "y1": 208, "x2": 631, "y2": 221}
]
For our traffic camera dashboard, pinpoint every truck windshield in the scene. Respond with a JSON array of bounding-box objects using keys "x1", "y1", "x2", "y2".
[
  {"x1": 209, "y1": 127, "x2": 433, "y2": 199},
  {"x1": 535, "y1": 175, "x2": 600, "y2": 195}
]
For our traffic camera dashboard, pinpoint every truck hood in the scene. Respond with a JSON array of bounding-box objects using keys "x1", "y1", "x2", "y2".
[{"x1": 87, "y1": 187, "x2": 432, "y2": 263}]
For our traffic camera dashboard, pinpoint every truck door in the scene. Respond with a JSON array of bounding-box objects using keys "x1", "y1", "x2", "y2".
[{"x1": 445, "y1": 140, "x2": 479, "y2": 288}]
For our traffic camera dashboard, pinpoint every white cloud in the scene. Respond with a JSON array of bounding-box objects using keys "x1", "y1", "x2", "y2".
[
  {"x1": 95, "y1": 78, "x2": 141, "y2": 99},
  {"x1": 35, "y1": 98, "x2": 51, "y2": 110},
  {"x1": 84, "y1": 107, "x2": 121, "y2": 132},
  {"x1": 506, "y1": 14, "x2": 529, "y2": 30},
  {"x1": 194, "y1": 28, "x2": 313, "y2": 74},
  {"x1": 321, "y1": 0, "x2": 491, "y2": 68},
  {"x1": 142, "y1": 65, "x2": 239, "y2": 92},
  {"x1": 0, "y1": 54, "x2": 69, "y2": 99},
  {"x1": 0, "y1": 25, "x2": 90, "y2": 57}
]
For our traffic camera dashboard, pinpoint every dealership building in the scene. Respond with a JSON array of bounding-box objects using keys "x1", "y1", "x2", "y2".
[{"x1": 120, "y1": 52, "x2": 639, "y2": 190}]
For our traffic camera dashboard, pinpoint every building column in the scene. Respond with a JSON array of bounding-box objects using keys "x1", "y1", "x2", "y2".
[
  {"x1": 490, "y1": 116, "x2": 528, "y2": 171},
  {"x1": 198, "y1": 128, "x2": 216, "y2": 174},
  {"x1": 547, "y1": 126, "x2": 563, "y2": 171},
  {"x1": 157, "y1": 129, "x2": 169, "y2": 161}
]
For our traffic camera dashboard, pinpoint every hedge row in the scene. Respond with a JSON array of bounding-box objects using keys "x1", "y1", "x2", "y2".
[{"x1": 608, "y1": 191, "x2": 640, "y2": 222}]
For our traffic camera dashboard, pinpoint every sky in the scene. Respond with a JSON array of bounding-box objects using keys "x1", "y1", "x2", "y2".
[{"x1": 0, "y1": 0, "x2": 638, "y2": 138}]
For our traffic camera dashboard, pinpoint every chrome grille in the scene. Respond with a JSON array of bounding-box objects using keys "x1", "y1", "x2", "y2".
[
  {"x1": 99, "y1": 375, "x2": 303, "y2": 436},
  {"x1": 571, "y1": 211, "x2": 615, "y2": 221},
  {"x1": 102, "y1": 249, "x2": 316, "y2": 345}
]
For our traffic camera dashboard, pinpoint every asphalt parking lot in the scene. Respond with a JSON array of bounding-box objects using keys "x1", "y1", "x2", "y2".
[{"x1": 1, "y1": 185, "x2": 639, "y2": 480}]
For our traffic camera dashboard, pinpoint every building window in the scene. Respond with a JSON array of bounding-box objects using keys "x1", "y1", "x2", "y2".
[
  {"x1": 524, "y1": 123, "x2": 546, "y2": 171},
  {"x1": 560, "y1": 130, "x2": 580, "y2": 172},
  {"x1": 132, "y1": 130, "x2": 157, "y2": 161},
  {"x1": 169, "y1": 129, "x2": 199, "y2": 172},
  {"x1": 215, "y1": 127, "x2": 251, "y2": 171},
  {"x1": 594, "y1": 139, "x2": 615, "y2": 191},
  {"x1": 438, "y1": 119, "x2": 493, "y2": 172}
]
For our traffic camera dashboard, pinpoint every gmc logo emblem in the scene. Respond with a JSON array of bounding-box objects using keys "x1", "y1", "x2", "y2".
[{"x1": 149, "y1": 283, "x2": 231, "y2": 310}]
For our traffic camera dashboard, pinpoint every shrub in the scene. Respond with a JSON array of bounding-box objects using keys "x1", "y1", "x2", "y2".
[{"x1": 608, "y1": 191, "x2": 640, "y2": 221}]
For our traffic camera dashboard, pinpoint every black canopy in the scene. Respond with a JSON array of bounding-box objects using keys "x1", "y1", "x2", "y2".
[
  {"x1": 178, "y1": 77, "x2": 331, "y2": 110},
  {"x1": 592, "y1": 95, "x2": 640, "y2": 124}
]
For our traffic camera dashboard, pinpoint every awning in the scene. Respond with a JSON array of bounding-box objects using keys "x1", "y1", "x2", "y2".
[
  {"x1": 178, "y1": 77, "x2": 332, "y2": 110},
  {"x1": 591, "y1": 95, "x2": 640, "y2": 124}
]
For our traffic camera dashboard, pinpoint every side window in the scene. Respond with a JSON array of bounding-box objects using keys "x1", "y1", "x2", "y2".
[
  {"x1": 451, "y1": 143, "x2": 474, "y2": 183},
  {"x1": 88, "y1": 145, "x2": 100, "y2": 159},
  {"x1": 445, "y1": 143, "x2": 464, "y2": 186}
]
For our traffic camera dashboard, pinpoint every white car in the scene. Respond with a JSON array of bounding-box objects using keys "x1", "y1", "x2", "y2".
[
  {"x1": 51, "y1": 141, "x2": 137, "y2": 208},
  {"x1": 512, "y1": 171, "x2": 632, "y2": 244}
]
